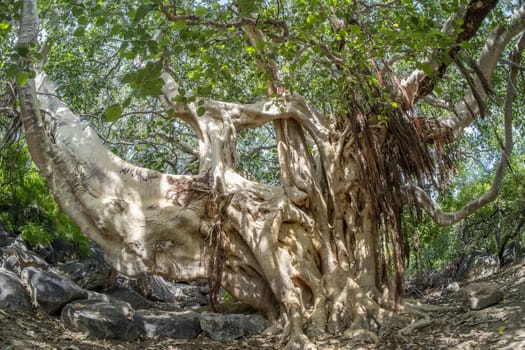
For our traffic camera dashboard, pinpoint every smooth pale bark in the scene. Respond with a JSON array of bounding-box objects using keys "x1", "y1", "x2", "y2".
[{"x1": 16, "y1": 0, "x2": 525, "y2": 348}]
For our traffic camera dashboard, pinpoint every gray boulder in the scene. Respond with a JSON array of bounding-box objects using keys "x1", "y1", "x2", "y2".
[
  {"x1": 455, "y1": 251, "x2": 499, "y2": 282},
  {"x1": 86, "y1": 291, "x2": 134, "y2": 314},
  {"x1": 61, "y1": 299, "x2": 139, "y2": 340},
  {"x1": 2, "y1": 255, "x2": 20, "y2": 275},
  {"x1": 123, "y1": 275, "x2": 209, "y2": 306},
  {"x1": 134, "y1": 310, "x2": 202, "y2": 339},
  {"x1": 20, "y1": 267, "x2": 87, "y2": 314},
  {"x1": 0, "y1": 268, "x2": 32, "y2": 312},
  {"x1": 200, "y1": 312, "x2": 270, "y2": 340},
  {"x1": 57, "y1": 257, "x2": 112, "y2": 291},
  {"x1": 6, "y1": 239, "x2": 49, "y2": 272},
  {"x1": 462, "y1": 282, "x2": 504, "y2": 310},
  {"x1": 173, "y1": 283, "x2": 209, "y2": 307},
  {"x1": 106, "y1": 286, "x2": 151, "y2": 310},
  {"x1": 127, "y1": 274, "x2": 176, "y2": 302}
]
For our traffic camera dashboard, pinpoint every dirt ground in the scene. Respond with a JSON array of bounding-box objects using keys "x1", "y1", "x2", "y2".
[{"x1": 1, "y1": 261, "x2": 524, "y2": 350}]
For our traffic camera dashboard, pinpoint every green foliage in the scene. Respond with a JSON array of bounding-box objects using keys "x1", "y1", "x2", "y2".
[{"x1": 0, "y1": 141, "x2": 89, "y2": 256}]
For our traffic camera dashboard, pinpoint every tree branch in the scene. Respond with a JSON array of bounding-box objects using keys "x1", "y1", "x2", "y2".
[
  {"x1": 411, "y1": 32, "x2": 525, "y2": 226},
  {"x1": 401, "y1": 0, "x2": 499, "y2": 104},
  {"x1": 421, "y1": 5, "x2": 525, "y2": 143}
]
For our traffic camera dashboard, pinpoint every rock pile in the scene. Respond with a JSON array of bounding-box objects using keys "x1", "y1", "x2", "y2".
[{"x1": 0, "y1": 228, "x2": 269, "y2": 342}]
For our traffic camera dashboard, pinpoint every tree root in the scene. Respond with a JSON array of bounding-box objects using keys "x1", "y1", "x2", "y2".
[
  {"x1": 397, "y1": 311, "x2": 432, "y2": 335},
  {"x1": 344, "y1": 328, "x2": 380, "y2": 344},
  {"x1": 397, "y1": 299, "x2": 459, "y2": 335},
  {"x1": 283, "y1": 333, "x2": 317, "y2": 350}
]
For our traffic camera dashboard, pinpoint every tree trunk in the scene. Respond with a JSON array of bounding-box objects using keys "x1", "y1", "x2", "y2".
[{"x1": 19, "y1": 71, "x2": 395, "y2": 349}]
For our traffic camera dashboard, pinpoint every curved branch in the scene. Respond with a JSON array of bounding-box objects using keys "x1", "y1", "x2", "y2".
[
  {"x1": 400, "y1": 0, "x2": 498, "y2": 103},
  {"x1": 421, "y1": 5, "x2": 525, "y2": 143},
  {"x1": 160, "y1": 71, "x2": 329, "y2": 142},
  {"x1": 412, "y1": 33, "x2": 525, "y2": 226}
]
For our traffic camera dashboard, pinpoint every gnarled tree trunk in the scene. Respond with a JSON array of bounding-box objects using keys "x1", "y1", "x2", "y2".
[{"x1": 16, "y1": 0, "x2": 525, "y2": 348}]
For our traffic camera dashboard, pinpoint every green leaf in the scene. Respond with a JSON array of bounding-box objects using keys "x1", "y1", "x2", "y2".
[
  {"x1": 77, "y1": 15, "x2": 89, "y2": 26},
  {"x1": 95, "y1": 17, "x2": 106, "y2": 27},
  {"x1": 172, "y1": 20, "x2": 187, "y2": 31},
  {"x1": 197, "y1": 106, "x2": 206, "y2": 116},
  {"x1": 348, "y1": 24, "x2": 361, "y2": 34},
  {"x1": 245, "y1": 46, "x2": 256, "y2": 55},
  {"x1": 105, "y1": 104, "x2": 122, "y2": 122},
  {"x1": 110, "y1": 24, "x2": 123, "y2": 36},
  {"x1": 195, "y1": 6, "x2": 208, "y2": 17},
  {"x1": 73, "y1": 27, "x2": 85, "y2": 37},
  {"x1": 122, "y1": 96, "x2": 132, "y2": 108},
  {"x1": 5, "y1": 64, "x2": 18, "y2": 78},
  {"x1": 0, "y1": 22, "x2": 10, "y2": 31},
  {"x1": 71, "y1": 6, "x2": 84, "y2": 17},
  {"x1": 238, "y1": 0, "x2": 256, "y2": 16},
  {"x1": 134, "y1": 4, "x2": 154, "y2": 23},
  {"x1": 417, "y1": 62, "x2": 433, "y2": 76},
  {"x1": 306, "y1": 13, "x2": 317, "y2": 25},
  {"x1": 16, "y1": 71, "x2": 29, "y2": 87}
]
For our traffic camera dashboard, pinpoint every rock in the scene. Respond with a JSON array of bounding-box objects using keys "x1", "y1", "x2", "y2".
[
  {"x1": 106, "y1": 286, "x2": 151, "y2": 310},
  {"x1": 125, "y1": 274, "x2": 176, "y2": 302},
  {"x1": 49, "y1": 237, "x2": 80, "y2": 263},
  {"x1": 86, "y1": 291, "x2": 134, "y2": 315},
  {"x1": 120, "y1": 274, "x2": 209, "y2": 306},
  {"x1": 0, "y1": 223, "x2": 15, "y2": 247},
  {"x1": 200, "y1": 312, "x2": 270, "y2": 341},
  {"x1": 129, "y1": 275, "x2": 177, "y2": 303},
  {"x1": 61, "y1": 299, "x2": 139, "y2": 341},
  {"x1": 462, "y1": 282, "x2": 504, "y2": 310},
  {"x1": 0, "y1": 246, "x2": 6, "y2": 264},
  {"x1": 57, "y1": 258, "x2": 112, "y2": 291},
  {"x1": 502, "y1": 241, "x2": 522, "y2": 266},
  {"x1": 0, "y1": 268, "x2": 32, "y2": 312},
  {"x1": 6, "y1": 239, "x2": 49, "y2": 271},
  {"x1": 2, "y1": 255, "x2": 20, "y2": 275},
  {"x1": 20, "y1": 267, "x2": 87, "y2": 314},
  {"x1": 455, "y1": 251, "x2": 499, "y2": 282},
  {"x1": 444, "y1": 282, "x2": 460, "y2": 295},
  {"x1": 134, "y1": 310, "x2": 202, "y2": 339},
  {"x1": 173, "y1": 283, "x2": 209, "y2": 307},
  {"x1": 32, "y1": 243, "x2": 56, "y2": 264}
]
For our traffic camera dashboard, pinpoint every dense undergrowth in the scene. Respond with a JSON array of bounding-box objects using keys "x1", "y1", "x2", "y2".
[{"x1": 0, "y1": 140, "x2": 90, "y2": 257}]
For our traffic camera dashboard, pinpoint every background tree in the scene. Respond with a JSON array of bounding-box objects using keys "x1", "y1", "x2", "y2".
[{"x1": 4, "y1": 0, "x2": 525, "y2": 348}]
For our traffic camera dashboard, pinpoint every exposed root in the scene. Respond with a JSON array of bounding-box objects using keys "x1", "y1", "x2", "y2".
[
  {"x1": 397, "y1": 308, "x2": 432, "y2": 335},
  {"x1": 397, "y1": 299, "x2": 459, "y2": 335},
  {"x1": 344, "y1": 328, "x2": 380, "y2": 344},
  {"x1": 402, "y1": 298, "x2": 458, "y2": 312},
  {"x1": 283, "y1": 333, "x2": 317, "y2": 350}
]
